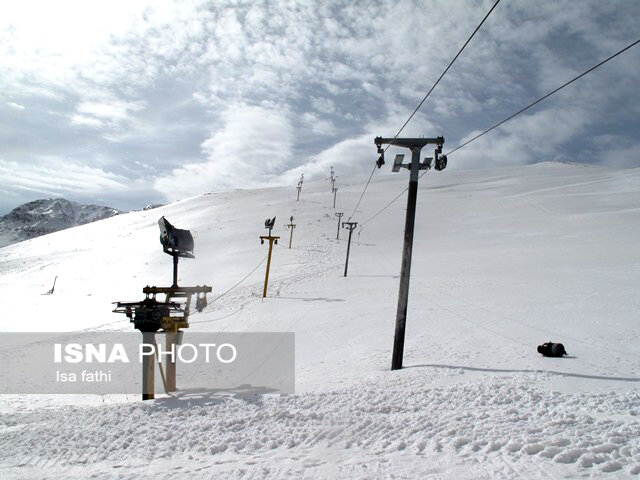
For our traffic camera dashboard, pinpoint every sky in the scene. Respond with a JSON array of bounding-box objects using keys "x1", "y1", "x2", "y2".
[{"x1": 1, "y1": 0, "x2": 639, "y2": 214}]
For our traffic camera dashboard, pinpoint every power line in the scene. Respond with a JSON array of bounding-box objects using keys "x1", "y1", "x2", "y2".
[
  {"x1": 361, "y1": 168, "x2": 431, "y2": 226},
  {"x1": 346, "y1": 0, "x2": 502, "y2": 220},
  {"x1": 189, "y1": 255, "x2": 267, "y2": 318},
  {"x1": 190, "y1": 306, "x2": 244, "y2": 324},
  {"x1": 393, "y1": 0, "x2": 502, "y2": 141},
  {"x1": 361, "y1": 185, "x2": 410, "y2": 226},
  {"x1": 446, "y1": 37, "x2": 640, "y2": 156},
  {"x1": 210, "y1": 255, "x2": 267, "y2": 304},
  {"x1": 361, "y1": 37, "x2": 640, "y2": 226},
  {"x1": 348, "y1": 164, "x2": 376, "y2": 220}
]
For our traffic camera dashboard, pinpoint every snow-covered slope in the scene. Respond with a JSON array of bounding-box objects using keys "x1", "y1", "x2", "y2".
[
  {"x1": 0, "y1": 198, "x2": 121, "y2": 248},
  {"x1": 1, "y1": 163, "x2": 639, "y2": 478}
]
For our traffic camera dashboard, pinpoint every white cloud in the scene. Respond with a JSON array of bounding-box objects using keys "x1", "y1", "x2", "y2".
[
  {"x1": 1, "y1": 0, "x2": 639, "y2": 212},
  {"x1": 154, "y1": 104, "x2": 293, "y2": 200},
  {"x1": 70, "y1": 99, "x2": 145, "y2": 130},
  {"x1": 6, "y1": 101, "x2": 25, "y2": 110},
  {"x1": 279, "y1": 134, "x2": 374, "y2": 185},
  {"x1": 0, "y1": 159, "x2": 129, "y2": 195},
  {"x1": 70, "y1": 115, "x2": 104, "y2": 128},
  {"x1": 447, "y1": 105, "x2": 593, "y2": 169}
]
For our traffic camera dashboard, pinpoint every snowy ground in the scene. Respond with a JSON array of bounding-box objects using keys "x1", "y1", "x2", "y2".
[{"x1": 1, "y1": 162, "x2": 640, "y2": 478}]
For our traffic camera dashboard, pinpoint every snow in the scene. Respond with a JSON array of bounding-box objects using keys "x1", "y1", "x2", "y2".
[{"x1": 1, "y1": 162, "x2": 639, "y2": 478}]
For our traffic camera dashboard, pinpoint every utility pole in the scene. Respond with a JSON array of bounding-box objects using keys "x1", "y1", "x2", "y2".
[
  {"x1": 260, "y1": 217, "x2": 279, "y2": 298},
  {"x1": 285, "y1": 215, "x2": 296, "y2": 249},
  {"x1": 330, "y1": 166, "x2": 334, "y2": 190},
  {"x1": 141, "y1": 331, "x2": 156, "y2": 400},
  {"x1": 296, "y1": 174, "x2": 304, "y2": 201},
  {"x1": 331, "y1": 175, "x2": 337, "y2": 192},
  {"x1": 335, "y1": 212, "x2": 343, "y2": 240},
  {"x1": 341, "y1": 221, "x2": 358, "y2": 277},
  {"x1": 332, "y1": 186, "x2": 338, "y2": 209},
  {"x1": 374, "y1": 136, "x2": 446, "y2": 371}
]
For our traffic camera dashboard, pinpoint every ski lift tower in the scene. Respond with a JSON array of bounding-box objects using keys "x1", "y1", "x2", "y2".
[
  {"x1": 112, "y1": 217, "x2": 212, "y2": 399},
  {"x1": 374, "y1": 136, "x2": 446, "y2": 371},
  {"x1": 260, "y1": 217, "x2": 280, "y2": 298}
]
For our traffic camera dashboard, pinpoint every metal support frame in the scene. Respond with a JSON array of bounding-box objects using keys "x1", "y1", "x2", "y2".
[
  {"x1": 172, "y1": 253, "x2": 179, "y2": 287},
  {"x1": 341, "y1": 221, "x2": 358, "y2": 277},
  {"x1": 374, "y1": 135, "x2": 445, "y2": 371},
  {"x1": 113, "y1": 217, "x2": 212, "y2": 399},
  {"x1": 332, "y1": 186, "x2": 338, "y2": 208},
  {"x1": 113, "y1": 283, "x2": 211, "y2": 399}
]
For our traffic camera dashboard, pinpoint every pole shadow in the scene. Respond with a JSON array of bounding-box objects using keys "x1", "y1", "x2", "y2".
[
  {"x1": 349, "y1": 274, "x2": 400, "y2": 279},
  {"x1": 403, "y1": 363, "x2": 640, "y2": 382},
  {"x1": 271, "y1": 296, "x2": 345, "y2": 302},
  {"x1": 152, "y1": 384, "x2": 281, "y2": 409}
]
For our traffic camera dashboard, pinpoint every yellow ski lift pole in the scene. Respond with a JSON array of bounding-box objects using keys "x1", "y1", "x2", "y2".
[{"x1": 260, "y1": 217, "x2": 279, "y2": 298}]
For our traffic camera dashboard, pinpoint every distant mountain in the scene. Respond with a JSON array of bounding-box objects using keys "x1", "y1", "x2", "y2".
[
  {"x1": 142, "y1": 203, "x2": 165, "y2": 211},
  {"x1": 0, "y1": 198, "x2": 122, "y2": 248}
]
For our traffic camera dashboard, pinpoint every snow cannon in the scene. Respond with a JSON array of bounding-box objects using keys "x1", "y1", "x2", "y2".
[
  {"x1": 112, "y1": 215, "x2": 212, "y2": 399},
  {"x1": 158, "y1": 216, "x2": 194, "y2": 258},
  {"x1": 264, "y1": 217, "x2": 276, "y2": 238}
]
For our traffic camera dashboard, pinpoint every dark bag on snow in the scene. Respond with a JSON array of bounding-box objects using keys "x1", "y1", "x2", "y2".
[{"x1": 537, "y1": 342, "x2": 567, "y2": 357}]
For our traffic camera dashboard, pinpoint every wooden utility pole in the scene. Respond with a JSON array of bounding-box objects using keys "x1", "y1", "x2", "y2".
[
  {"x1": 335, "y1": 212, "x2": 343, "y2": 240},
  {"x1": 341, "y1": 221, "x2": 358, "y2": 277},
  {"x1": 374, "y1": 136, "x2": 446, "y2": 371},
  {"x1": 141, "y1": 331, "x2": 156, "y2": 400},
  {"x1": 164, "y1": 331, "x2": 179, "y2": 391},
  {"x1": 285, "y1": 215, "x2": 296, "y2": 249},
  {"x1": 260, "y1": 217, "x2": 279, "y2": 298}
]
